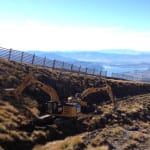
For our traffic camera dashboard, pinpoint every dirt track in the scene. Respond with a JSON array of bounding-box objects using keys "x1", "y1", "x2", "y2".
[{"x1": 0, "y1": 59, "x2": 150, "y2": 150}]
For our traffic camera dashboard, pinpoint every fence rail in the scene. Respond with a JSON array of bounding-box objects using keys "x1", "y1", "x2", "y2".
[
  {"x1": 111, "y1": 72, "x2": 147, "y2": 81},
  {"x1": 0, "y1": 47, "x2": 107, "y2": 77},
  {"x1": 111, "y1": 73, "x2": 135, "y2": 81},
  {"x1": 1, "y1": 47, "x2": 148, "y2": 81}
]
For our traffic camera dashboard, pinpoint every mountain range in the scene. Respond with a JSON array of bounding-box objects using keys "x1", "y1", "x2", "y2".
[{"x1": 29, "y1": 50, "x2": 150, "y2": 75}]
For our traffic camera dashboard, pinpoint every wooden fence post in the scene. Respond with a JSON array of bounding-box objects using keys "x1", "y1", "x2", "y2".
[
  {"x1": 8, "y1": 48, "x2": 12, "y2": 60},
  {"x1": 52, "y1": 59, "x2": 56, "y2": 69},
  {"x1": 62, "y1": 61, "x2": 64, "y2": 69},
  {"x1": 93, "y1": 69, "x2": 95, "y2": 75},
  {"x1": 85, "y1": 68, "x2": 88, "y2": 75},
  {"x1": 43, "y1": 57, "x2": 46, "y2": 66},
  {"x1": 99, "y1": 71, "x2": 102, "y2": 77},
  {"x1": 32, "y1": 54, "x2": 35, "y2": 65},
  {"x1": 105, "y1": 71, "x2": 107, "y2": 77},
  {"x1": 20, "y1": 52, "x2": 24, "y2": 64},
  {"x1": 71, "y1": 64, "x2": 73, "y2": 71},
  {"x1": 78, "y1": 66, "x2": 81, "y2": 74}
]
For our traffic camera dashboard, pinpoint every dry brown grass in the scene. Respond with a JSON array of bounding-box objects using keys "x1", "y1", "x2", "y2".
[
  {"x1": 9, "y1": 131, "x2": 29, "y2": 141},
  {"x1": 0, "y1": 100, "x2": 19, "y2": 128},
  {"x1": 0, "y1": 58, "x2": 150, "y2": 150},
  {"x1": 0, "y1": 133, "x2": 14, "y2": 142},
  {"x1": 122, "y1": 140, "x2": 138, "y2": 150},
  {"x1": 33, "y1": 134, "x2": 84, "y2": 150},
  {"x1": 57, "y1": 135, "x2": 82, "y2": 150},
  {"x1": 110, "y1": 126, "x2": 125, "y2": 136},
  {"x1": 87, "y1": 145, "x2": 110, "y2": 150},
  {"x1": 129, "y1": 131, "x2": 150, "y2": 142},
  {"x1": 90, "y1": 136, "x2": 104, "y2": 146},
  {"x1": 30, "y1": 130, "x2": 47, "y2": 141}
]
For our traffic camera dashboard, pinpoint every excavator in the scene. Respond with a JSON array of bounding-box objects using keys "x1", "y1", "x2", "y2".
[
  {"x1": 67, "y1": 84, "x2": 115, "y2": 112},
  {"x1": 5, "y1": 73, "x2": 81, "y2": 118},
  {"x1": 5, "y1": 72, "x2": 115, "y2": 118}
]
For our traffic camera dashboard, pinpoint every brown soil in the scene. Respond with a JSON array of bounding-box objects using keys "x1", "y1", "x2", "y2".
[{"x1": 0, "y1": 58, "x2": 150, "y2": 150}]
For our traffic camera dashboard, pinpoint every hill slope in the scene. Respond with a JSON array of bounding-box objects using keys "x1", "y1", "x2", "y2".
[{"x1": 0, "y1": 58, "x2": 150, "y2": 150}]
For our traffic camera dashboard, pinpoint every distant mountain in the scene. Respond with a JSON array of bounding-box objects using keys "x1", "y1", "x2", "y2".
[
  {"x1": 96, "y1": 49, "x2": 141, "y2": 54},
  {"x1": 53, "y1": 50, "x2": 150, "y2": 65},
  {"x1": 29, "y1": 51, "x2": 75, "y2": 62},
  {"x1": 29, "y1": 50, "x2": 104, "y2": 70},
  {"x1": 28, "y1": 50, "x2": 150, "y2": 74}
]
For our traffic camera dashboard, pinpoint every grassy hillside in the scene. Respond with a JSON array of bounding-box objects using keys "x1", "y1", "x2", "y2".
[
  {"x1": 34, "y1": 94, "x2": 150, "y2": 150},
  {"x1": 0, "y1": 58, "x2": 150, "y2": 150}
]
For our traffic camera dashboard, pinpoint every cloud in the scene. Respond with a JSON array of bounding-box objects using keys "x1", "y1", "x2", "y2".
[{"x1": 0, "y1": 21, "x2": 150, "y2": 51}]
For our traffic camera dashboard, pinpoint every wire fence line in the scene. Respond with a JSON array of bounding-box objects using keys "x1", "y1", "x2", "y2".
[
  {"x1": 0, "y1": 47, "x2": 147, "y2": 81},
  {"x1": 111, "y1": 73, "x2": 135, "y2": 81},
  {"x1": 0, "y1": 47, "x2": 107, "y2": 77},
  {"x1": 112, "y1": 71, "x2": 150, "y2": 82}
]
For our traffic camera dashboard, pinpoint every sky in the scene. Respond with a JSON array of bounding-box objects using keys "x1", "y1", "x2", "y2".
[{"x1": 0, "y1": 0, "x2": 150, "y2": 51}]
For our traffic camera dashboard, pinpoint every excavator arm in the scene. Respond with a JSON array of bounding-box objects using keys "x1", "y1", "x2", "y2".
[
  {"x1": 81, "y1": 84, "x2": 114, "y2": 104},
  {"x1": 81, "y1": 86, "x2": 107, "y2": 99},
  {"x1": 29, "y1": 79, "x2": 59, "y2": 102},
  {"x1": 14, "y1": 73, "x2": 59, "y2": 102},
  {"x1": 14, "y1": 73, "x2": 33, "y2": 96},
  {"x1": 105, "y1": 84, "x2": 115, "y2": 104}
]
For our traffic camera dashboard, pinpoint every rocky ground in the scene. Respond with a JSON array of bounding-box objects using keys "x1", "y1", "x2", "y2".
[{"x1": 0, "y1": 59, "x2": 150, "y2": 150}]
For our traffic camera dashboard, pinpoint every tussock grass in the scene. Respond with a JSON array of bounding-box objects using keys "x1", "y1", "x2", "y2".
[
  {"x1": 0, "y1": 58, "x2": 150, "y2": 150},
  {"x1": 122, "y1": 140, "x2": 138, "y2": 150},
  {"x1": 33, "y1": 134, "x2": 83, "y2": 150},
  {"x1": 129, "y1": 131, "x2": 149, "y2": 142}
]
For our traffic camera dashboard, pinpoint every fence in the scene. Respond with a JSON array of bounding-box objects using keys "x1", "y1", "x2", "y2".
[
  {"x1": 111, "y1": 73, "x2": 135, "y2": 81},
  {"x1": 111, "y1": 72, "x2": 145, "y2": 81},
  {"x1": 0, "y1": 47, "x2": 107, "y2": 77}
]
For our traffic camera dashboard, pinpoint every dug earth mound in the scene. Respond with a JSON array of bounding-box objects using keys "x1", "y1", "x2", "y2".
[{"x1": 0, "y1": 59, "x2": 150, "y2": 150}]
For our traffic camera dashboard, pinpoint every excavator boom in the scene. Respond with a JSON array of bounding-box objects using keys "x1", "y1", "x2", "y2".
[
  {"x1": 80, "y1": 84, "x2": 114, "y2": 104},
  {"x1": 14, "y1": 73, "x2": 59, "y2": 102},
  {"x1": 10, "y1": 72, "x2": 80, "y2": 118}
]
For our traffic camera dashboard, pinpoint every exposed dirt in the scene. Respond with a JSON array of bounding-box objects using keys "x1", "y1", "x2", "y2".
[
  {"x1": 33, "y1": 94, "x2": 150, "y2": 150},
  {"x1": 0, "y1": 59, "x2": 150, "y2": 150}
]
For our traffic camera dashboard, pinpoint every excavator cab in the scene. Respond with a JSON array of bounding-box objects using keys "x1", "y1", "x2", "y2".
[
  {"x1": 46, "y1": 101, "x2": 62, "y2": 114},
  {"x1": 46, "y1": 101, "x2": 81, "y2": 117}
]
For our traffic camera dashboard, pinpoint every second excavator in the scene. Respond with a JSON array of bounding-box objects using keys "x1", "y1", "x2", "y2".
[{"x1": 68, "y1": 84, "x2": 115, "y2": 112}]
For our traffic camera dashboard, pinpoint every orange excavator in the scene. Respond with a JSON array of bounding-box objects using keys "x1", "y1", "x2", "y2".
[
  {"x1": 5, "y1": 73, "x2": 81, "y2": 118},
  {"x1": 67, "y1": 84, "x2": 115, "y2": 111}
]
